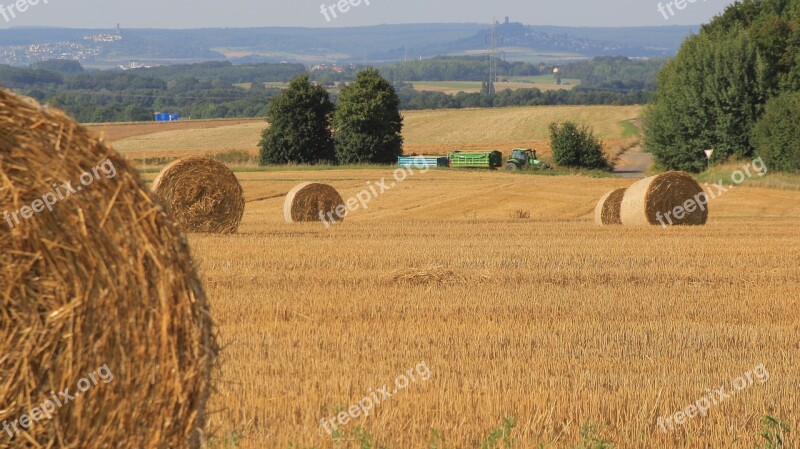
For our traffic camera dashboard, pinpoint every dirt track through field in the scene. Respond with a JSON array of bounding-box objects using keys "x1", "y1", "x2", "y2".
[{"x1": 614, "y1": 145, "x2": 653, "y2": 178}]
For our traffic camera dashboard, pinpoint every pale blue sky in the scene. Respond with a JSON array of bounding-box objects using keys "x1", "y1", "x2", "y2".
[{"x1": 1, "y1": 0, "x2": 735, "y2": 29}]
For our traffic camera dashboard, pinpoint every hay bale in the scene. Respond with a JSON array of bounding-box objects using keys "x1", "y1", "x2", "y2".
[
  {"x1": 0, "y1": 89, "x2": 216, "y2": 449},
  {"x1": 620, "y1": 171, "x2": 708, "y2": 226},
  {"x1": 283, "y1": 182, "x2": 345, "y2": 224},
  {"x1": 594, "y1": 188, "x2": 627, "y2": 225},
  {"x1": 152, "y1": 157, "x2": 244, "y2": 234}
]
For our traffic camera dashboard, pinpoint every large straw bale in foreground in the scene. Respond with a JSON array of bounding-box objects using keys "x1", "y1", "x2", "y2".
[
  {"x1": 0, "y1": 89, "x2": 216, "y2": 449},
  {"x1": 620, "y1": 171, "x2": 708, "y2": 226},
  {"x1": 284, "y1": 182, "x2": 345, "y2": 224},
  {"x1": 594, "y1": 188, "x2": 627, "y2": 225},
  {"x1": 152, "y1": 157, "x2": 244, "y2": 234}
]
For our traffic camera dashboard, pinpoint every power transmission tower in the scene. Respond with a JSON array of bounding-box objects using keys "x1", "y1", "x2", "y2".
[{"x1": 484, "y1": 18, "x2": 497, "y2": 96}]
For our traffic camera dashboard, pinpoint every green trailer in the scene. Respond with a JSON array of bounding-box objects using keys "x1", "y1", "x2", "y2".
[{"x1": 448, "y1": 151, "x2": 503, "y2": 169}]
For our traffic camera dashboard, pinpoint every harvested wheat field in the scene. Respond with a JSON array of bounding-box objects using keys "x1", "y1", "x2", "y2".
[
  {"x1": 92, "y1": 106, "x2": 641, "y2": 165},
  {"x1": 153, "y1": 166, "x2": 800, "y2": 449}
]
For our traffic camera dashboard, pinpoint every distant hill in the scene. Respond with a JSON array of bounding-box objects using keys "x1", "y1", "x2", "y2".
[
  {"x1": 0, "y1": 23, "x2": 698, "y2": 68},
  {"x1": 451, "y1": 23, "x2": 698, "y2": 58}
]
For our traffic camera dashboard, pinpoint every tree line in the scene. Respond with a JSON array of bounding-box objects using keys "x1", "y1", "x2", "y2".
[
  {"x1": 558, "y1": 56, "x2": 665, "y2": 89},
  {"x1": 377, "y1": 56, "x2": 545, "y2": 82},
  {"x1": 0, "y1": 56, "x2": 658, "y2": 123},
  {"x1": 0, "y1": 61, "x2": 301, "y2": 122},
  {"x1": 396, "y1": 84, "x2": 650, "y2": 110}
]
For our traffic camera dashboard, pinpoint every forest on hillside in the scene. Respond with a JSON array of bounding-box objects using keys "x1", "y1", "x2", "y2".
[{"x1": 0, "y1": 56, "x2": 660, "y2": 122}]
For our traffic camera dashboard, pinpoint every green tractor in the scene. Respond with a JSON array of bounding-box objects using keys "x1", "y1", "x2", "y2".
[{"x1": 503, "y1": 148, "x2": 551, "y2": 171}]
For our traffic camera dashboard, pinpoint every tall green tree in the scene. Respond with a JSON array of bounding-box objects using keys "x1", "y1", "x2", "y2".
[
  {"x1": 643, "y1": 30, "x2": 766, "y2": 172},
  {"x1": 644, "y1": 0, "x2": 800, "y2": 172},
  {"x1": 752, "y1": 92, "x2": 800, "y2": 172},
  {"x1": 333, "y1": 69, "x2": 404, "y2": 164},
  {"x1": 259, "y1": 74, "x2": 335, "y2": 165}
]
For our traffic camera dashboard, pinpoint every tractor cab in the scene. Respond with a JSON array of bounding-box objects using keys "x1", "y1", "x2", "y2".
[{"x1": 511, "y1": 149, "x2": 533, "y2": 162}]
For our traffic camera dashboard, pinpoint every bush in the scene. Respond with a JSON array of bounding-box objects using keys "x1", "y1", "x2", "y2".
[
  {"x1": 752, "y1": 92, "x2": 800, "y2": 172},
  {"x1": 548, "y1": 121, "x2": 609, "y2": 170}
]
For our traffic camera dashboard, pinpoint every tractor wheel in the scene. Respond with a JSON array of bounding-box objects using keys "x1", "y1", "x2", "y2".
[{"x1": 503, "y1": 163, "x2": 519, "y2": 171}]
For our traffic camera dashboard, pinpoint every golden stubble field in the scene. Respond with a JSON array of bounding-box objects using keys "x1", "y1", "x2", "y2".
[
  {"x1": 101, "y1": 106, "x2": 798, "y2": 448},
  {"x1": 137, "y1": 167, "x2": 800, "y2": 449},
  {"x1": 89, "y1": 105, "x2": 642, "y2": 164}
]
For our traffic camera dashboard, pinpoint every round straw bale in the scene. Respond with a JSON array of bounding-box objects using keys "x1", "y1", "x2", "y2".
[
  {"x1": 594, "y1": 187, "x2": 627, "y2": 225},
  {"x1": 0, "y1": 89, "x2": 216, "y2": 449},
  {"x1": 283, "y1": 182, "x2": 345, "y2": 224},
  {"x1": 620, "y1": 171, "x2": 708, "y2": 226},
  {"x1": 152, "y1": 157, "x2": 244, "y2": 234}
]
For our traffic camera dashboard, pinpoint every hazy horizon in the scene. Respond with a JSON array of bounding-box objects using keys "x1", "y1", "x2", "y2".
[
  {"x1": 0, "y1": 0, "x2": 735, "y2": 30},
  {"x1": 1, "y1": 22, "x2": 705, "y2": 30}
]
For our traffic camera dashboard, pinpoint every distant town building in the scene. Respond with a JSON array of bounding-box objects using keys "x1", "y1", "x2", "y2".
[
  {"x1": 310, "y1": 64, "x2": 345, "y2": 73},
  {"x1": 120, "y1": 62, "x2": 153, "y2": 70},
  {"x1": 83, "y1": 33, "x2": 122, "y2": 43}
]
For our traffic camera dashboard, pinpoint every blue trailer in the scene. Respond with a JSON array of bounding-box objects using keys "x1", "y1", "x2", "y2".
[
  {"x1": 155, "y1": 113, "x2": 180, "y2": 122},
  {"x1": 397, "y1": 155, "x2": 449, "y2": 168}
]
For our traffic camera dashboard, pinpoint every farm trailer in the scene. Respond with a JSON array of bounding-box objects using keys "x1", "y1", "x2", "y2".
[
  {"x1": 447, "y1": 151, "x2": 503, "y2": 169},
  {"x1": 397, "y1": 156, "x2": 450, "y2": 168}
]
